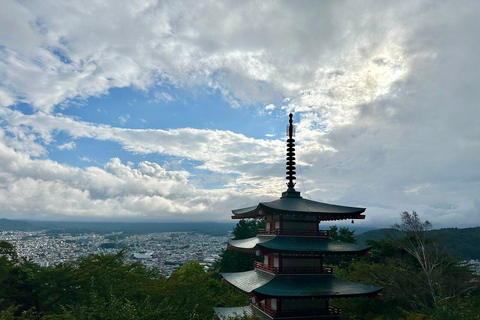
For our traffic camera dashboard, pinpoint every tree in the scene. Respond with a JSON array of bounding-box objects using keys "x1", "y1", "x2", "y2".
[
  {"x1": 324, "y1": 226, "x2": 357, "y2": 268},
  {"x1": 336, "y1": 211, "x2": 480, "y2": 319},
  {"x1": 212, "y1": 220, "x2": 264, "y2": 273},
  {"x1": 0, "y1": 241, "x2": 18, "y2": 260},
  {"x1": 232, "y1": 220, "x2": 264, "y2": 240},
  {"x1": 392, "y1": 211, "x2": 461, "y2": 306},
  {"x1": 329, "y1": 225, "x2": 356, "y2": 244}
]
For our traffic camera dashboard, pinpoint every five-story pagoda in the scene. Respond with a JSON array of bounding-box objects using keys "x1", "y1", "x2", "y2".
[{"x1": 215, "y1": 114, "x2": 382, "y2": 320}]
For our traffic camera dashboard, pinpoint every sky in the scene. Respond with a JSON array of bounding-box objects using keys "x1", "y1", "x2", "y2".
[{"x1": 0, "y1": 0, "x2": 479, "y2": 227}]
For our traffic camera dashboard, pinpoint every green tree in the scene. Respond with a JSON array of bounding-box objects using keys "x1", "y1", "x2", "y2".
[
  {"x1": 0, "y1": 241, "x2": 18, "y2": 260},
  {"x1": 212, "y1": 220, "x2": 264, "y2": 273},
  {"x1": 324, "y1": 226, "x2": 357, "y2": 268},
  {"x1": 329, "y1": 225, "x2": 356, "y2": 243},
  {"x1": 391, "y1": 211, "x2": 472, "y2": 307},
  {"x1": 335, "y1": 211, "x2": 480, "y2": 319},
  {"x1": 232, "y1": 220, "x2": 264, "y2": 240},
  {"x1": 162, "y1": 262, "x2": 246, "y2": 320}
]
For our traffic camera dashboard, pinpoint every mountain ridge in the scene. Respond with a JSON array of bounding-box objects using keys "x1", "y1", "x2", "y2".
[{"x1": 356, "y1": 226, "x2": 480, "y2": 260}]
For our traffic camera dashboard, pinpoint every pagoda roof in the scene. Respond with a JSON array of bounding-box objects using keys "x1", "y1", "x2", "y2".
[
  {"x1": 229, "y1": 236, "x2": 371, "y2": 255},
  {"x1": 232, "y1": 196, "x2": 366, "y2": 219},
  {"x1": 214, "y1": 306, "x2": 254, "y2": 320},
  {"x1": 222, "y1": 270, "x2": 381, "y2": 298}
]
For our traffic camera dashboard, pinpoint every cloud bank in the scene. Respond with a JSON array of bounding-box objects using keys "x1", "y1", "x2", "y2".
[{"x1": 0, "y1": 0, "x2": 479, "y2": 226}]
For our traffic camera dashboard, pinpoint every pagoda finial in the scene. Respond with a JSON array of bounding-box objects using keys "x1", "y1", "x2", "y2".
[{"x1": 283, "y1": 113, "x2": 301, "y2": 198}]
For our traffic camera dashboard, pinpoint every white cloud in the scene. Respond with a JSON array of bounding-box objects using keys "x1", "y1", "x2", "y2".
[
  {"x1": 0, "y1": 135, "x2": 268, "y2": 220},
  {"x1": 0, "y1": 1, "x2": 479, "y2": 226},
  {"x1": 119, "y1": 115, "x2": 130, "y2": 125},
  {"x1": 57, "y1": 141, "x2": 76, "y2": 150},
  {"x1": 0, "y1": 108, "x2": 286, "y2": 195},
  {"x1": 152, "y1": 91, "x2": 174, "y2": 103}
]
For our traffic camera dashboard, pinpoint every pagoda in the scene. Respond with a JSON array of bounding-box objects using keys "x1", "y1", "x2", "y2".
[{"x1": 215, "y1": 114, "x2": 382, "y2": 320}]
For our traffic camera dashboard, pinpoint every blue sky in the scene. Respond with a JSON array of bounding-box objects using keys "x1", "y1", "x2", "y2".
[{"x1": 0, "y1": 0, "x2": 479, "y2": 227}]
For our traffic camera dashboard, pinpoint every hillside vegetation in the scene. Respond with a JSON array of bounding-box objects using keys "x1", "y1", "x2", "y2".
[{"x1": 356, "y1": 226, "x2": 480, "y2": 260}]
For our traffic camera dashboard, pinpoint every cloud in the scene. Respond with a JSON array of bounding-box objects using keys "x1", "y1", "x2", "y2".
[
  {"x1": 0, "y1": 1, "x2": 479, "y2": 226},
  {"x1": 152, "y1": 91, "x2": 175, "y2": 103},
  {"x1": 0, "y1": 108, "x2": 286, "y2": 196},
  {"x1": 0, "y1": 134, "x2": 268, "y2": 220},
  {"x1": 118, "y1": 115, "x2": 130, "y2": 125},
  {"x1": 0, "y1": 1, "x2": 413, "y2": 113},
  {"x1": 57, "y1": 141, "x2": 76, "y2": 150}
]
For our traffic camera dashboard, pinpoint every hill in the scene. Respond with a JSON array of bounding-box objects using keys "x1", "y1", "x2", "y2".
[
  {"x1": 429, "y1": 227, "x2": 480, "y2": 260},
  {"x1": 0, "y1": 219, "x2": 235, "y2": 236},
  {"x1": 356, "y1": 228, "x2": 405, "y2": 244},
  {"x1": 356, "y1": 226, "x2": 480, "y2": 260},
  {"x1": 0, "y1": 218, "x2": 33, "y2": 230}
]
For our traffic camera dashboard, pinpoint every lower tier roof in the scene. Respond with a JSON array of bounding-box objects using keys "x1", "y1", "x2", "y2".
[
  {"x1": 228, "y1": 236, "x2": 371, "y2": 255},
  {"x1": 214, "y1": 306, "x2": 254, "y2": 320},
  {"x1": 222, "y1": 270, "x2": 381, "y2": 298}
]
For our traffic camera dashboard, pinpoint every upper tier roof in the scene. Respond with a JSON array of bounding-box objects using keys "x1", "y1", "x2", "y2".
[
  {"x1": 228, "y1": 236, "x2": 371, "y2": 255},
  {"x1": 231, "y1": 196, "x2": 366, "y2": 219},
  {"x1": 222, "y1": 270, "x2": 381, "y2": 298}
]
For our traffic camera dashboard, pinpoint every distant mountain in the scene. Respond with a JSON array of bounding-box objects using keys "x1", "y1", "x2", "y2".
[
  {"x1": 356, "y1": 227, "x2": 480, "y2": 260},
  {"x1": 0, "y1": 219, "x2": 235, "y2": 236},
  {"x1": 356, "y1": 228, "x2": 405, "y2": 244},
  {"x1": 429, "y1": 227, "x2": 480, "y2": 260},
  {"x1": 0, "y1": 219, "x2": 34, "y2": 230}
]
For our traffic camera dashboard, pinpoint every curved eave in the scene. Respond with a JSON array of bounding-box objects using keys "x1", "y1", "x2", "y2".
[
  {"x1": 222, "y1": 270, "x2": 382, "y2": 299},
  {"x1": 228, "y1": 236, "x2": 372, "y2": 255},
  {"x1": 231, "y1": 199, "x2": 366, "y2": 219},
  {"x1": 228, "y1": 236, "x2": 275, "y2": 252},
  {"x1": 255, "y1": 275, "x2": 382, "y2": 299},
  {"x1": 222, "y1": 270, "x2": 275, "y2": 294}
]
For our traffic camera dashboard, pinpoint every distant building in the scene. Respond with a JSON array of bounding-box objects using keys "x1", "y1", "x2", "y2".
[
  {"x1": 133, "y1": 251, "x2": 153, "y2": 259},
  {"x1": 203, "y1": 257, "x2": 216, "y2": 264},
  {"x1": 39, "y1": 261, "x2": 49, "y2": 268},
  {"x1": 215, "y1": 114, "x2": 382, "y2": 320}
]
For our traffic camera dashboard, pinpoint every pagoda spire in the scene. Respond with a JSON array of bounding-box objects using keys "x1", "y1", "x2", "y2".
[{"x1": 282, "y1": 113, "x2": 301, "y2": 198}]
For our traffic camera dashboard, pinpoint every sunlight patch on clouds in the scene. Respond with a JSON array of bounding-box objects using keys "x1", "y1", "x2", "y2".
[{"x1": 294, "y1": 42, "x2": 408, "y2": 130}]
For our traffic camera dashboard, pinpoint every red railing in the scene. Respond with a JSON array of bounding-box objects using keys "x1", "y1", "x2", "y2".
[
  {"x1": 257, "y1": 228, "x2": 329, "y2": 237},
  {"x1": 254, "y1": 262, "x2": 334, "y2": 274},
  {"x1": 255, "y1": 304, "x2": 276, "y2": 317},
  {"x1": 254, "y1": 261, "x2": 276, "y2": 273}
]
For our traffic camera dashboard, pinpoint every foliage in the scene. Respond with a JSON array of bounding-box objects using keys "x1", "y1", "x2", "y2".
[
  {"x1": 232, "y1": 220, "x2": 264, "y2": 240},
  {"x1": 329, "y1": 225, "x2": 357, "y2": 243},
  {"x1": 335, "y1": 211, "x2": 480, "y2": 320},
  {"x1": 357, "y1": 226, "x2": 480, "y2": 260},
  {"x1": 0, "y1": 248, "x2": 248, "y2": 320},
  {"x1": 1, "y1": 214, "x2": 479, "y2": 320},
  {"x1": 211, "y1": 219, "x2": 264, "y2": 274},
  {"x1": 324, "y1": 226, "x2": 357, "y2": 267},
  {"x1": 212, "y1": 250, "x2": 261, "y2": 274}
]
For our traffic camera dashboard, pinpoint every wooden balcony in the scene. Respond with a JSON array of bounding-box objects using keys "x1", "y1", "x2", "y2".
[
  {"x1": 254, "y1": 304, "x2": 340, "y2": 319},
  {"x1": 257, "y1": 228, "x2": 330, "y2": 237},
  {"x1": 254, "y1": 262, "x2": 334, "y2": 275}
]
